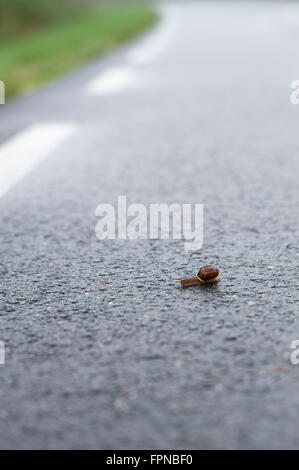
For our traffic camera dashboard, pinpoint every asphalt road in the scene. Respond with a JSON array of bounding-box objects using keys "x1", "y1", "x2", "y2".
[{"x1": 0, "y1": 0, "x2": 299, "y2": 450}]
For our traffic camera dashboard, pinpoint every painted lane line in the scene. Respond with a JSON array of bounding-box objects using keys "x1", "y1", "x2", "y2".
[
  {"x1": 128, "y1": 34, "x2": 170, "y2": 65},
  {"x1": 128, "y1": 20, "x2": 178, "y2": 65},
  {"x1": 0, "y1": 123, "x2": 76, "y2": 199},
  {"x1": 85, "y1": 66, "x2": 136, "y2": 95},
  {"x1": 127, "y1": 42, "x2": 163, "y2": 65}
]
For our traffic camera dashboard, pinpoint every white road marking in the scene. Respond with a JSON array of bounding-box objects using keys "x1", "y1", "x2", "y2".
[
  {"x1": 128, "y1": 18, "x2": 178, "y2": 65},
  {"x1": 85, "y1": 66, "x2": 136, "y2": 95},
  {"x1": 127, "y1": 42, "x2": 163, "y2": 65},
  {"x1": 0, "y1": 123, "x2": 76, "y2": 199}
]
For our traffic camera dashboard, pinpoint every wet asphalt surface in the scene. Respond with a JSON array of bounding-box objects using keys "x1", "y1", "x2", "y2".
[{"x1": 0, "y1": 1, "x2": 299, "y2": 449}]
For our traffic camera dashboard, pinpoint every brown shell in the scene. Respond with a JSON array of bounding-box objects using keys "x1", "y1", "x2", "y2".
[{"x1": 197, "y1": 265, "x2": 219, "y2": 281}]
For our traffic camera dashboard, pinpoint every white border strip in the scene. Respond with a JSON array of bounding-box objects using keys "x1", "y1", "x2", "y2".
[{"x1": 85, "y1": 67, "x2": 136, "y2": 95}]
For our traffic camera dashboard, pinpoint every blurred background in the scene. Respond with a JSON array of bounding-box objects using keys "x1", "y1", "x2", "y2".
[
  {"x1": 2, "y1": 0, "x2": 299, "y2": 100},
  {"x1": 0, "y1": 0, "x2": 158, "y2": 98}
]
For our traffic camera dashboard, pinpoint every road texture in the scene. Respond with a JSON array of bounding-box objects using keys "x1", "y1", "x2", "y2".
[{"x1": 0, "y1": 0, "x2": 299, "y2": 449}]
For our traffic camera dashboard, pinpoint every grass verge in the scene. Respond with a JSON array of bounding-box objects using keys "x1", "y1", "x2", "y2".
[{"x1": 0, "y1": 2, "x2": 158, "y2": 98}]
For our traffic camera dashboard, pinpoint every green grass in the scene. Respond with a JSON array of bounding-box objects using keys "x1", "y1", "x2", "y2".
[{"x1": 0, "y1": 2, "x2": 158, "y2": 98}]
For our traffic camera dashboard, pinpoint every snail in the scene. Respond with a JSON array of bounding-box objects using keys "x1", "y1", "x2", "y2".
[{"x1": 180, "y1": 265, "x2": 220, "y2": 287}]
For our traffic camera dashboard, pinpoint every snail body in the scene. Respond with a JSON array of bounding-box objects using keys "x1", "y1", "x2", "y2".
[{"x1": 180, "y1": 265, "x2": 220, "y2": 287}]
